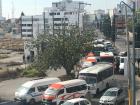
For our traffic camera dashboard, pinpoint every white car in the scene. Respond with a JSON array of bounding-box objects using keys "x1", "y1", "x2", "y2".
[
  {"x1": 62, "y1": 98, "x2": 91, "y2": 105},
  {"x1": 99, "y1": 87, "x2": 126, "y2": 105}
]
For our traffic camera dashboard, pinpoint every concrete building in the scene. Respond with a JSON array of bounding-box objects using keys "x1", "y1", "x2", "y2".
[
  {"x1": 21, "y1": 15, "x2": 44, "y2": 39},
  {"x1": 22, "y1": 0, "x2": 88, "y2": 62},
  {"x1": 94, "y1": 9, "x2": 105, "y2": 20},
  {"x1": 21, "y1": 0, "x2": 85, "y2": 38}
]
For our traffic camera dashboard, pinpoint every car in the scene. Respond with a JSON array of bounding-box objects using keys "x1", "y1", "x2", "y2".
[
  {"x1": 61, "y1": 98, "x2": 91, "y2": 105},
  {"x1": 119, "y1": 51, "x2": 127, "y2": 56},
  {"x1": 99, "y1": 87, "x2": 126, "y2": 105},
  {"x1": 119, "y1": 57, "x2": 127, "y2": 74},
  {"x1": 107, "y1": 47, "x2": 115, "y2": 53}
]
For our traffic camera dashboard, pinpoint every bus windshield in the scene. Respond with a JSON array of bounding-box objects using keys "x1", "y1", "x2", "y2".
[
  {"x1": 79, "y1": 76, "x2": 96, "y2": 84},
  {"x1": 100, "y1": 57, "x2": 114, "y2": 63}
]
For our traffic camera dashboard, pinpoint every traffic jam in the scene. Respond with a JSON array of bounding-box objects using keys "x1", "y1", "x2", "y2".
[{"x1": 14, "y1": 38, "x2": 127, "y2": 105}]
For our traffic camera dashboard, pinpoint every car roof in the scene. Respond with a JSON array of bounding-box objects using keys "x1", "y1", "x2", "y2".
[
  {"x1": 107, "y1": 87, "x2": 120, "y2": 91},
  {"x1": 66, "y1": 98, "x2": 88, "y2": 103},
  {"x1": 22, "y1": 77, "x2": 60, "y2": 88},
  {"x1": 52, "y1": 79, "x2": 86, "y2": 87}
]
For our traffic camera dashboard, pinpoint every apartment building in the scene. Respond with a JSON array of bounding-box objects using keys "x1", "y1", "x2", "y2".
[
  {"x1": 21, "y1": 15, "x2": 44, "y2": 39},
  {"x1": 22, "y1": 0, "x2": 87, "y2": 62}
]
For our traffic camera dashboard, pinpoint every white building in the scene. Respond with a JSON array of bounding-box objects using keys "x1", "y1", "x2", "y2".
[
  {"x1": 22, "y1": 0, "x2": 87, "y2": 62},
  {"x1": 94, "y1": 9, "x2": 105, "y2": 20},
  {"x1": 21, "y1": 15, "x2": 44, "y2": 39}
]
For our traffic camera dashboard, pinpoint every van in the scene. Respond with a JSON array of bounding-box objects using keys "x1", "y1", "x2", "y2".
[
  {"x1": 119, "y1": 57, "x2": 127, "y2": 74},
  {"x1": 14, "y1": 77, "x2": 61, "y2": 104},
  {"x1": 42, "y1": 79, "x2": 88, "y2": 105}
]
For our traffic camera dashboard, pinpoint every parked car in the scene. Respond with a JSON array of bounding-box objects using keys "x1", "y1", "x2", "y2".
[
  {"x1": 119, "y1": 51, "x2": 127, "y2": 56},
  {"x1": 62, "y1": 98, "x2": 91, "y2": 105},
  {"x1": 99, "y1": 87, "x2": 126, "y2": 105},
  {"x1": 107, "y1": 47, "x2": 115, "y2": 53}
]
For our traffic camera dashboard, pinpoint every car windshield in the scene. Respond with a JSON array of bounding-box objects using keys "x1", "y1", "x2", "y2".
[
  {"x1": 62, "y1": 102, "x2": 74, "y2": 105},
  {"x1": 104, "y1": 90, "x2": 117, "y2": 96},
  {"x1": 100, "y1": 57, "x2": 114, "y2": 63},
  {"x1": 17, "y1": 86, "x2": 29, "y2": 94},
  {"x1": 45, "y1": 87, "x2": 59, "y2": 95},
  {"x1": 121, "y1": 58, "x2": 124, "y2": 63}
]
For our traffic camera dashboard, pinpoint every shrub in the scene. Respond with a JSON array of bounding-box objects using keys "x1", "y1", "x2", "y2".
[{"x1": 22, "y1": 67, "x2": 46, "y2": 77}]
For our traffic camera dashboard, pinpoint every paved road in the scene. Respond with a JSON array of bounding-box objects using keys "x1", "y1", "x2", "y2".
[{"x1": 0, "y1": 75, "x2": 127, "y2": 105}]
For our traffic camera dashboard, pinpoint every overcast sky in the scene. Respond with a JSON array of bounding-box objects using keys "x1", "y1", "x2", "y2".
[{"x1": 2, "y1": 0, "x2": 125, "y2": 19}]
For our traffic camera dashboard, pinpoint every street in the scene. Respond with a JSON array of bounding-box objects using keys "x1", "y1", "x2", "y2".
[
  {"x1": 0, "y1": 75, "x2": 128, "y2": 105},
  {"x1": 0, "y1": 31, "x2": 140, "y2": 105}
]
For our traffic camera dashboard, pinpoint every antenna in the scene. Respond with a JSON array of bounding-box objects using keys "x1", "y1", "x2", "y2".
[{"x1": 12, "y1": 0, "x2": 15, "y2": 18}]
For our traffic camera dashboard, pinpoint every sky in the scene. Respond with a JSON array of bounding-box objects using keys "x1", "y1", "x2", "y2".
[{"x1": 2, "y1": 0, "x2": 125, "y2": 19}]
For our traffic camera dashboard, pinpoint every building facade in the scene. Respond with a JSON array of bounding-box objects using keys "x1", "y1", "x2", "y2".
[{"x1": 22, "y1": 0, "x2": 87, "y2": 62}]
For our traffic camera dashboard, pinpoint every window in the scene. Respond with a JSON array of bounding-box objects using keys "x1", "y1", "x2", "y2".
[
  {"x1": 37, "y1": 85, "x2": 48, "y2": 92},
  {"x1": 80, "y1": 101, "x2": 86, "y2": 105},
  {"x1": 66, "y1": 84, "x2": 87, "y2": 93},
  {"x1": 66, "y1": 87, "x2": 74, "y2": 93},
  {"x1": 27, "y1": 34, "x2": 33, "y2": 37},
  {"x1": 22, "y1": 29, "x2": 26, "y2": 32},
  {"x1": 84, "y1": 100, "x2": 89, "y2": 104},
  {"x1": 27, "y1": 24, "x2": 32, "y2": 26},
  {"x1": 57, "y1": 12, "x2": 60, "y2": 15},
  {"x1": 57, "y1": 89, "x2": 64, "y2": 96},
  {"x1": 27, "y1": 29, "x2": 32, "y2": 32},
  {"x1": 118, "y1": 89, "x2": 123, "y2": 96},
  {"x1": 53, "y1": 18, "x2": 61, "y2": 21},
  {"x1": 22, "y1": 24, "x2": 26, "y2": 26},
  {"x1": 28, "y1": 87, "x2": 35, "y2": 94},
  {"x1": 74, "y1": 103, "x2": 79, "y2": 105},
  {"x1": 80, "y1": 84, "x2": 87, "y2": 90}
]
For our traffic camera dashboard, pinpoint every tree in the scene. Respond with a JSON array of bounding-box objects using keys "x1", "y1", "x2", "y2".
[
  {"x1": 102, "y1": 14, "x2": 112, "y2": 38},
  {"x1": 32, "y1": 27, "x2": 94, "y2": 76},
  {"x1": 111, "y1": 15, "x2": 116, "y2": 43},
  {"x1": 135, "y1": 22, "x2": 140, "y2": 48}
]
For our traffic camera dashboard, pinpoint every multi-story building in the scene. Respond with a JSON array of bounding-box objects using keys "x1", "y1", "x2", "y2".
[
  {"x1": 94, "y1": 9, "x2": 105, "y2": 20},
  {"x1": 21, "y1": 0, "x2": 88, "y2": 62},
  {"x1": 21, "y1": 15, "x2": 45, "y2": 39}
]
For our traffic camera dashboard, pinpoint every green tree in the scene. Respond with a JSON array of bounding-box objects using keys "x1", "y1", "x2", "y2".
[
  {"x1": 111, "y1": 15, "x2": 116, "y2": 43},
  {"x1": 32, "y1": 27, "x2": 94, "y2": 76},
  {"x1": 102, "y1": 14, "x2": 112, "y2": 38}
]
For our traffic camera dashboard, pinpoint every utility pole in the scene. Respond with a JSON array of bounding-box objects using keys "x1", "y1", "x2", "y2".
[
  {"x1": 131, "y1": 2, "x2": 136, "y2": 105},
  {"x1": 120, "y1": 1, "x2": 136, "y2": 105},
  {"x1": 124, "y1": 5, "x2": 131, "y2": 105}
]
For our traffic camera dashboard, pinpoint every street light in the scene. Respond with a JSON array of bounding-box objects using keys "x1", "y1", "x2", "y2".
[{"x1": 120, "y1": 1, "x2": 136, "y2": 105}]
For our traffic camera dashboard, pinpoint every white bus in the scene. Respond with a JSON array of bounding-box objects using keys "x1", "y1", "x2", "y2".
[
  {"x1": 78, "y1": 63, "x2": 114, "y2": 95},
  {"x1": 100, "y1": 52, "x2": 114, "y2": 63}
]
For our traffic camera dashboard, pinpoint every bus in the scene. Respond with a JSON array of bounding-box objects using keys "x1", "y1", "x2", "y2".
[
  {"x1": 93, "y1": 44, "x2": 106, "y2": 56},
  {"x1": 100, "y1": 52, "x2": 114, "y2": 63},
  {"x1": 78, "y1": 63, "x2": 113, "y2": 95}
]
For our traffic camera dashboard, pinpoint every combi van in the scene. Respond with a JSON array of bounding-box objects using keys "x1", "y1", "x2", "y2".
[
  {"x1": 14, "y1": 77, "x2": 61, "y2": 104},
  {"x1": 42, "y1": 79, "x2": 88, "y2": 105},
  {"x1": 119, "y1": 57, "x2": 127, "y2": 74}
]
